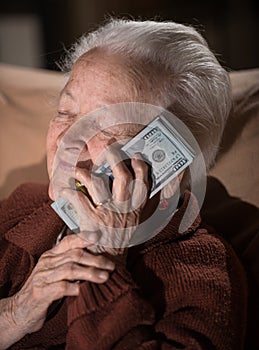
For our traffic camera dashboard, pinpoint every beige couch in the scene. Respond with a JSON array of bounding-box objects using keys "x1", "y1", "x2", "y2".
[
  {"x1": 0, "y1": 64, "x2": 64, "y2": 199},
  {"x1": 0, "y1": 63, "x2": 258, "y2": 348},
  {"x1": 1, "y1": 64, "x2": 258, "y2": 207}
]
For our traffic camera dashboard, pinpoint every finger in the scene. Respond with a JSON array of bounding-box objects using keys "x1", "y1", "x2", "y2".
[
  {"x1": 131, "y1": 153, "x2": 149, "y2": 185},
  {"x1": 46, "y1": 234, "x2": 92, "y2": 255},
  {"x1": 36, "y1": 281, "x2": 80, "y2": 304},
  {"x1": 105, "y1": 145, "x2": 133, "y2": 202},
  {"x1": 131, "y1": 153, "x2": 150, "y2": 209},
  {"x1": 161, "y1": 172, "x2": 183, "y2": 199},
  {"x1": 62, "y1": 183, "x2": 95, "y2": 211},
  {"x1": 39, "y1": 263, "x2": 110, "y2": 284},
  {"x1": 78, "y1": 230, "x2": 101, "y2": 244},
  {"x1": 46, "y1": 281, "x2": 80, "y2": 300},
  {"x1": 60, "y1": 188, "x2": 98, "y2": 229},
  {"x1": 75, "y1": 167, "x2": 91, "y2": 194},
  {"x1": 41, "y1": 248, "x2": 115, "y2": 271},
  {"x1": 75, "y1": 167, "x2": 111, "y2": 205}
]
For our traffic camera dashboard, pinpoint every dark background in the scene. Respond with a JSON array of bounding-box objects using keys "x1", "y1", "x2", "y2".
[{"x1": 0, "y1": 0, "x2": 258, "y2": 71}]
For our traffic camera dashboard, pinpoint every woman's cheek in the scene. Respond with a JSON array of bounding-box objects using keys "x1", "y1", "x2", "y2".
[
  {"x1": 87, "y1": 139, "x2": 110, "y2": 165},
  {"x1": 46, "y1": 120, "x2": 72, "y2": 177}
]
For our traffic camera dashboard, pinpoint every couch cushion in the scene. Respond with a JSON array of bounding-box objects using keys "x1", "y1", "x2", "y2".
[
  {"x1": 1, "y1": 64, "x2": 258, "y2": 207},
  {"x1": 0, "y1": 64, "x2": 64, "y2": 199}
]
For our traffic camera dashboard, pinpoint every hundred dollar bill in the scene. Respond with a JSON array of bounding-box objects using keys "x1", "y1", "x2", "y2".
[
  {"x1": 51, "y1": 114, "x2": 195, "y2": 232},
  {"x1": 95, "y1": 114, "x2": 195, "y2": 198},
  {"x1": 51, "y1": 197, "x2": 80, "y2": 233}
]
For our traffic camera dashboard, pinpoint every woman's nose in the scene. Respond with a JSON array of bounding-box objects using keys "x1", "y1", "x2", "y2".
[
  {"x1": 56, "y1": 124, "x2": 74, "y2": 148},
  {"x1": 87, "y1": 140, "x2": 108, "y2": 165}
]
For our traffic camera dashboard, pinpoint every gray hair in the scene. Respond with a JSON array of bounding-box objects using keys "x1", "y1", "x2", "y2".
[{"x1": 61, "y1": 19, "x2": 232, "y2": 170}]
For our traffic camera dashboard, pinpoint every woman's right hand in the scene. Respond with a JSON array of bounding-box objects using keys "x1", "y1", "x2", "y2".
[{"x1": 0, "y1": 234, "x2": 115, "y2": 349}]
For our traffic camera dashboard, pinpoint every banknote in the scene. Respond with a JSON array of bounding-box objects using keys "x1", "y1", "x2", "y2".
[
  {"x1": 51, "y1": 114, "x2": 195, "y2": 232},
  {"x1": 95, "y1": 114, "x2": 195, "y2": 198},
  {"x1": 51, "y1": 197, "x2": 80, "y2": 233}
]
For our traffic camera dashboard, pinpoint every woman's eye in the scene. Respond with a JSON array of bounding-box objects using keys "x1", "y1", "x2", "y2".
[{"x1": 57, "y1": 111, "x2": 76, "y2": 119}]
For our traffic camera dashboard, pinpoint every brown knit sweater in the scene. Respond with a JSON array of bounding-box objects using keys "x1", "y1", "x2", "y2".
[{"x1": 0, "y1": 183, "x2": 247, "y2": 349}]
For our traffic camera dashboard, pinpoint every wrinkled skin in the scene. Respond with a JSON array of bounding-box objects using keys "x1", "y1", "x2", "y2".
[{"x1": 0, "y1": 51, "x2": 153, "y2": 349}]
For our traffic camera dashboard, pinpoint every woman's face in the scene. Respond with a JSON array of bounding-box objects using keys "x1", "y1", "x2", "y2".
[{"x1": 46, "y1": 52, "x2": 136, "y2": 199}]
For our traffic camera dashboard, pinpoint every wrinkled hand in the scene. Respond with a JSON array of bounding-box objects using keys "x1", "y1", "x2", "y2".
[
  {"x1": 6, "y1": 234, "x2": 115, "y2": 337},
  {"x1": 62, "y1": 149, "x2": 150, "y2": 255}
]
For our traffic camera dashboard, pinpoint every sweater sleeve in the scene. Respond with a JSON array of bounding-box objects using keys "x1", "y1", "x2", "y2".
[
  {"x1": 0, "y1": 183, "x2": 50, "y2": 297},
  {"x1": 65, "y1": 228, "x2": 247, "y2": 350},
  {"x1": 0, "y1": 238, "x2": 34, "y2": 298}
]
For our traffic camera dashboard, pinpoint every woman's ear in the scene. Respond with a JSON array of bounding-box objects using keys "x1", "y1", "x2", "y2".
[{"x1": 160, "y1": 170, "x2": 185, "y2": 199}]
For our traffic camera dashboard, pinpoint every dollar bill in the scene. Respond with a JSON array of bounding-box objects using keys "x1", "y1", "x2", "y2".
[
  {"x1": 95, "y1": 114, "x2": 195, "y2": 198},
  {"x1": 51, "y1": 114, "x2": 195, "y2": 232},
  {"x1": 51, "y1": 197, "x2": 80, "y2": 233}
]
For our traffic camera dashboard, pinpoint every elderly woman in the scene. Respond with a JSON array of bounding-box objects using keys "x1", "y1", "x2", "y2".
[{"x1": 0, "y1": 19, "x2": 246, "y2": 349}]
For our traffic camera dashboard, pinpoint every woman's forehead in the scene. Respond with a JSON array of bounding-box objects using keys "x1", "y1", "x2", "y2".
[
  {"x1": 71, "y1": 50, "x2": 130, "y2": 77},
  {"x1": 59, "y1": 58, "x2": 137, "y2": 114}
]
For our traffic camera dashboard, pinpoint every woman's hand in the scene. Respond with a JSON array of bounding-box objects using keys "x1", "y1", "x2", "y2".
[
  {"x1": 0, "y1": 234, "x2": 114, "y2": 349},
  {"x1": 62, "y1": 149, "x2": 150, "y2": 255}
]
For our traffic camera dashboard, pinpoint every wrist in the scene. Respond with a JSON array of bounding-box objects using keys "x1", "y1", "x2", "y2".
[{"x1": 0, "y1": 296, "x2": 26, "y2": 349}]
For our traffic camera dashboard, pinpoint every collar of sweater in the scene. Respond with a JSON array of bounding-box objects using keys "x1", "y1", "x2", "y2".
[{"x1": 128, "y1": 190, "x2": 202, "y2": 258}]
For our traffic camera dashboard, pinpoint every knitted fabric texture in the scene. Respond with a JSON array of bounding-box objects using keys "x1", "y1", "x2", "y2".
[{"x1": 0, "y1": 183, "x2": 247, "y2": 349}]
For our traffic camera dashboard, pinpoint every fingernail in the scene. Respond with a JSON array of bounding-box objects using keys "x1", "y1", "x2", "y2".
[
  {"x1": 133, "y1": 153, "x2": 142, "y2": 160},
  {"x1": 98, "y1": 271, "x2": 108, "y2": 280},
  {"x1": 87, "y1": 232, "x2": 98, "y2": 243},
  {"x1": 106, "y1": 262, "x2": 115, "y2": 271}
]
